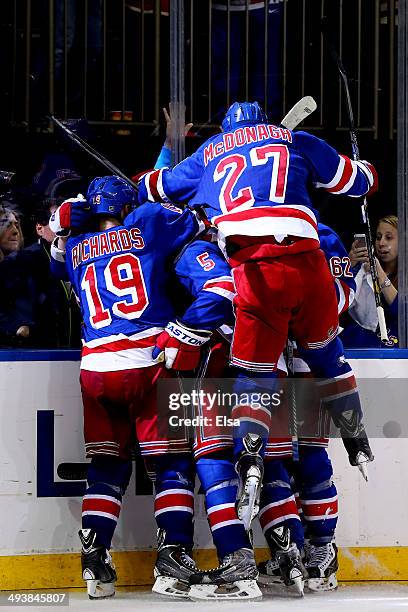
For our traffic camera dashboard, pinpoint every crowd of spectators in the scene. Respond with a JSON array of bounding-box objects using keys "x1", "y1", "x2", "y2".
[{"x1": 0, "y1": 161, "x2": 82, "y2": 350}]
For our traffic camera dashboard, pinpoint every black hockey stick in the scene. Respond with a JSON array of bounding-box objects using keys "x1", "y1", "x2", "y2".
[
  {"x1": 321, "y1": 21, "x2": 388, "y2": 342},
  {"x1": 49, "y1": 116, "x2": 139, "y2": 191},
  {"x1": 285, "y1": 341, "x2": 299, "y2": 462}
]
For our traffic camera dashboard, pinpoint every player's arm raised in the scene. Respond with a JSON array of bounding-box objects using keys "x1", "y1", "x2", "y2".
[{"x1": 137, "y1": 145, "x2": 206, "y2": 206}]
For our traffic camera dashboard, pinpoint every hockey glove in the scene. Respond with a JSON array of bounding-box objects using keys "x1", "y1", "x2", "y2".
[
  {"x1": 152, "y1": 320, "x2": 212, "y2": 371},
  {"x1": 49, "y1": 195, "x2": 91, "y2": 237}
]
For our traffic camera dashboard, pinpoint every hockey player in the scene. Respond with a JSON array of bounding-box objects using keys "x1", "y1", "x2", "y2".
[
  {"x1": 137, "y1": 101, "x2": 377, "y2": 534},
  {"x1": 49, "y1": 176, "x2": 223, "y2": 599},
  {"x1": 148, "y1": 236, "x2": 246, "y2": 599},
  {"x1": 258, "y1": 223, "x2": 370, "y2": 593}
]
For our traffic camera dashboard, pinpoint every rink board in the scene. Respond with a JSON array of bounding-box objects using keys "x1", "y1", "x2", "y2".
[{"x1": 0, "y1": 349, "x2": 407, "y2": 589}]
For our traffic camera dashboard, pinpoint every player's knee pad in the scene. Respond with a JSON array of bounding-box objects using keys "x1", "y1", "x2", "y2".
[
  {"x1": 154, "y1": 453, "x2": 194, "y2": 494},
  {"x1": 87, "y1": 457, "x2": 132, "y2": 496},
  {"x1": 196, "y1": 456, "x2": 237, "y2": 493},
  {"x1": 298, "y1": 337, "x2": 351, "y2": 379},
  {"x1": 297, "y1": 447, "x2": 333, "y2": 493}
]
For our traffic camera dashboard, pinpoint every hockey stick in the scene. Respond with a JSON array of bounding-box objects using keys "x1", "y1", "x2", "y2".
[
  {"x1": 280, "y1": 96, "x2": 317, "y2": 130},
  {"x1": 49, "y1": 116, "x2": 139, "y2": 191},
  {"x1": 321, "y1": 24, "x2": 388, "y2": 342},
  {"x1": 280, "y1": 97, "x2": 317, "y2": 461},
  {"x1": 285, "y1": 341, "x2": 300, "y2": 462}
]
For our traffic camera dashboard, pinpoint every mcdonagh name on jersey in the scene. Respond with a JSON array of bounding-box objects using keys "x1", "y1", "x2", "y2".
[{"x1": 204, "y1": 124, "x2": 292, "y2": 165}]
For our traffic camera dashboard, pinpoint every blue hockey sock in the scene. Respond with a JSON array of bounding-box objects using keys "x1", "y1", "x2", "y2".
[
  {"x1": 197, "y1": 456, "x2": 251, "y2": 559},
  {"x1": 231, "y1": 369, "x2": 278, "y2": 459},
  {"x1": 297, "y1": 447, "x2": 338, "y2": 544},
  {"x1": 82, "y1": 457, "x2": 132, "y2": 550},
  {"x1": 260, "y1": 460, "x2": 304, "y2": 551},
  {"x1": 153, "y1": 454, "x2": 195, "y2": 549}
]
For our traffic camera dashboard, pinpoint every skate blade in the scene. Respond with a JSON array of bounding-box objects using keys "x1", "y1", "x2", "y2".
[
  {"x1": 257, "y1": 573, "x2": 284, "y2": 587},
  {"x1": 357, "y1": 460, "x2": 369, "y2": 482},
  {"x1": 236, "y1": 473, "x2": 261, "y2": 531},
  {"x1": 189, "y1": 580, "x2": 262, "y2": 601},
  {"x1": 86, "y1": 579, "x2": 115, "y2": 599},
  {"x1": 307, "y1": 573, "x2": 338, "y2": 592},
  {"x1": 152, "y1": 576, "x2": 190, "y2": 599},
  {"x1": 291, "y1": 575, "x2": 305, "y2": 597}
]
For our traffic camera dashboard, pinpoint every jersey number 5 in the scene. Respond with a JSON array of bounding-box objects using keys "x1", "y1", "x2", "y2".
[
  {"x1": 213, "y1": 144, "x2": 289, "y2": 213},
  {"x1": 81, "y1": 253, "x2": 149, "y2": 329}
]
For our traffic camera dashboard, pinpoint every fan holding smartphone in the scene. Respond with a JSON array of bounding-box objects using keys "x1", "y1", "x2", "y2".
[{"x1": 343, "y1": 217, "x2": 399, "y2": 348}]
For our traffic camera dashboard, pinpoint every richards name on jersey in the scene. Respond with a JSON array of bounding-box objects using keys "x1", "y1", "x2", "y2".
[{"x1": 71, "y1": 227, "x2": 145, "y2": 269}]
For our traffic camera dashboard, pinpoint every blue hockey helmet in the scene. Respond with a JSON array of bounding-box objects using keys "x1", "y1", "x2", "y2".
[
  {"x1": 221, "y1": 101, "x2": 268, "y2": 132},
  {"x1": 87, "y1": 176, "x2": 138, "y2": 218}
]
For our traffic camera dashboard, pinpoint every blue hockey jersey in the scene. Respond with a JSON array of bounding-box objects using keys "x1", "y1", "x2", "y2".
[
  {"x1": 174, "y1": 238, "x2": 234, "y2": 329},
  {"x1": 318, "y1": 223, "x2": 356, "y2": 314},
  {"x1": 51, "y1": 202, "x2": 204, "y2": 371},
  {"x1": 139, "y1": 125, "x2": 377, "y2": 247}
]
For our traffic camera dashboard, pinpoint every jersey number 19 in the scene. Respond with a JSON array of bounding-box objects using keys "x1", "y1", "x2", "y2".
[{"x1": 81, "y1": 253, "x2": 149, "y2": 329}]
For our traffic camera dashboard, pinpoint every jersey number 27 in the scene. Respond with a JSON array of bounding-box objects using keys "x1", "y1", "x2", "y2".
[{"x1": 213, "y1": 144, "x2": 289, "y2": 212}]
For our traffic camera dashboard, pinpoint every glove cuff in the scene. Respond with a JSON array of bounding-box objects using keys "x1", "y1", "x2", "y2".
[
  {"x1": 50, "y1": 238, "x2": 67, "y2": 262},
  {"x1": 165, "y1": 320, "x2": 211, "y2": 346}
]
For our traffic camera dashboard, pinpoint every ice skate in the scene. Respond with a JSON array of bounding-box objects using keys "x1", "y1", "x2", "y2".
[
  {"x1": 306, "y1": 542, "x2": 338, "y2": 591},
  {"x1": 342, "y1": 428, "x2": 374, "y2": 481},
  {"x1": 235, "y1": 433, "x2": 264, "y2": 531},
  {"x1": 265, "y1": 526, "x2": 306, "y2": 596},
  {"x1": 79, "y1": 529, "x2": 116, "y2": 600},
  {"x1": 189, "y1": 547, "x2": 262, "y2": 600},
  {"x1": 152, "y1": 530, "x2": 199, "y2": 599},
  {"x1": 257, "y1": 555, "x2": 284, "y2": 586}
]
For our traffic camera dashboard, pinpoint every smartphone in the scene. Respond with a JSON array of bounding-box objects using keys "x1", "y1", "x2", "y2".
[{"x1": 354, "y1": 233, "x2": 367, "y2": 249}]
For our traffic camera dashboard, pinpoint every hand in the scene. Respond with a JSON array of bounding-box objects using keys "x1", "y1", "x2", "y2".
[
  {"x1": 363, "y1": 256, "x2": 386, "y2": 280},
  {"x1": 374, "y1": 257, "x2": 387, "y2": 284},
  {"x1": 349, "y1": 240, "x2": 369, "y2": 268},
  {"x1": 49, "y1": 195, "x2": 91, "y2": 236},
  {"x1": 16, "y1": 325, "x2": 30, "y2": 339},
  {"x1": 163, "y1": 107, "x2": 193, "y2": 148},
  {"x1": 152, "y1": 320, "x2": 211, "y2": 370}
]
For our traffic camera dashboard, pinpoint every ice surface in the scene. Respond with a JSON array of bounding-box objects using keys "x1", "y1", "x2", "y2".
[{"x1": 2, "y1": 583, "x2": 407, "y2": 612}]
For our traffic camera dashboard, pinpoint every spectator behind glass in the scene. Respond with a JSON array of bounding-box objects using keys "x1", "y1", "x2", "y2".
[
  {"x1": 0, "y1": 207, "x2": 24, "y2": 259},
  {"x1": 0, "y1": 203, "x2": 81, "y2": 348},
  {"x1": 341, "y1": 215, "x2": 398, "y2": 348},
  {"x1": 211, "y1": 0, "x2": 285, "y2": 121}
]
